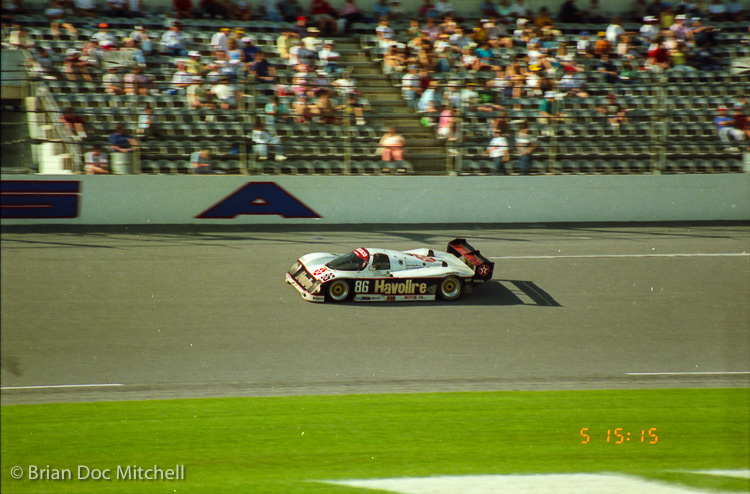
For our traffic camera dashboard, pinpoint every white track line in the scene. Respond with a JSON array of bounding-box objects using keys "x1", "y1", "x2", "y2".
[
  {"x1": 1, "y1": 384, "x2": 124, "y2": 390},
  {"x1": 490, "y1": 253, "x2": 749, "y2": 260},
  {"x1": 626, "y1": 372, "x2": 750, "y2": 376}
]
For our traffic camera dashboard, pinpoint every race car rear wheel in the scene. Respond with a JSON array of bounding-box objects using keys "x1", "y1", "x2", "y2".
[
  {"x1": 438, "y1": 276, "x2": 463, "y2": 301},
  {"x1": 326, "y1": 279, "x2": 351, "y2": 302}
]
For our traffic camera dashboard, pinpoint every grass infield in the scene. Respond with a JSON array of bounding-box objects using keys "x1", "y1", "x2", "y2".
[{"x1": 2, "y1": 388, "x2": 749, "y2": 493}]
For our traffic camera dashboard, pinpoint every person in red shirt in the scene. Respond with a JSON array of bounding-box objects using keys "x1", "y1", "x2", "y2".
[
  {"x1": 311, "y1": 0, "x2": 338, "y2": 35},
  {"x1": 733, "y1": 106, "x2": 749, "y2": 139},
  {"x1": 173, "y1": 0, "x2": 193, "y2": 18}
]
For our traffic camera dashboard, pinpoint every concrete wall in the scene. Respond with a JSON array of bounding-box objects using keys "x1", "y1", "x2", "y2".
[{"x1": 2, "y1": 174, "x2": 748, "y2": 226}]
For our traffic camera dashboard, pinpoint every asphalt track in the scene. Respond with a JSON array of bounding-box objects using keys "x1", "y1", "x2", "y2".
[{"x1": 1, "y1": 225, "x2": 749, "y2": 405}]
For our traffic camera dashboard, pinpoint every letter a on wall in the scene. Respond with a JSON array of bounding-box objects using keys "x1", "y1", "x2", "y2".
[{"x1": 197, "y1": 182, "x2": 320, "y2": 219}]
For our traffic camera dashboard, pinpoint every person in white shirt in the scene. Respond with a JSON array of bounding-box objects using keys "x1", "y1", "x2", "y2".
[
  {"x1": 171, "y1": 61, "x2": 193, "y2": 93},
  {"x1": 210, "y1": 27, "x2": 230, "y2": 53},
  {"x1": 639, "y1": 16, "x2": 659, "y2": 43},
  {"x1": 210, "y1": 78, "x2": 238, "y2": 109},
  {"x1": 85, "y1": 145, "x2": 110, "y2": 174},
  {"x1": 605, "y1": 17, "x2": 624, "y2": 44},
  {"x1": 252, "y1": 123, "x2": 287, "y2": 161},
  {"x1": 161, "y1": 23, "x2": 189, "y2": 56},
  {"x1": 483, "y1": 129, "x2": 510, "y2": 174}
]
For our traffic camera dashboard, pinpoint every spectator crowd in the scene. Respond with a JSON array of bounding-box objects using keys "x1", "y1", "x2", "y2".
[{"x1": 3, "y1": 0, "x2": 747, "y2": 174}]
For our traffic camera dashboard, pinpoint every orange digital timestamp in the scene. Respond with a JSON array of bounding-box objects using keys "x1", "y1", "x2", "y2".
[{"x1": 580, "y1": 428, "x2": 659, "y2": 444}]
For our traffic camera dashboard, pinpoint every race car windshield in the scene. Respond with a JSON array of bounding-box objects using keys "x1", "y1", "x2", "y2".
[{"x1": 326, "y1": 252, "x2": 368, "y2": 271}]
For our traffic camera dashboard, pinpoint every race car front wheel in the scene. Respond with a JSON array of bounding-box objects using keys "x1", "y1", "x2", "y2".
[
  {"x1": 438, "y1": 276, "x2": 463, "y2": 301},
  {"x1": 326, "y1": 279, "x2": 351, "y2": 302}
]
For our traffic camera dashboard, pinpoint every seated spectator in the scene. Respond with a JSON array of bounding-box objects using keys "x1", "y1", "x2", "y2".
[
  {"x1": 173, "y1": 0, "x2": 194, "y2": 18},
  {"x1": 340, "y1": 0, "x2": 364, "y2": 31},
  {"x1": 252, "y1": 123, "x2": 287, "y2": 161},
  {"x1": 264, "y1": 95, "x2": 291, "y2": 127},
  {"x1": 597, "y1": 53, "x2": 620, "y2": 83},
  {"x1": 668, "y1": 41, "x2": 697, "y2": 72},
  {"x1": 437, "y1": 105, "x2": 456, "y2": 140},
  {"x1": 121, "y1": 37, "x2": 147, "y2": 66},
  {"x1": 482, "y1": 128, "x2": 510, "y2": 174},
  {"x1": 401, "y1": 64, "x2": 420, "y2": 107},
  {"x1": 185, "y1": 50, "x2": 203, "y2": 76},
  {"x1": 8, "y1": 24, "x2": 33, "y2": 49},
  {"x1": 383, "y1": 44, "x2": 406, "y2": 74},
  {"x1": 509, "y1": 0, "x2": 530, "y2": 18},
  {"x1": 241, "y1": 36, "x2": 260, "y2": 61},
  {"x1": 538, "y1": 91, "x2": 566, "y2": 135},
  {"x1": 108, "y1": 125, "x2": 139, "y2": 174},
  {"x1": 376, "y1": 16, "x2": 395, "y2": 49},
  {"x1": 534, "y1": 6, "x2": 554, "y2": 27},
  {"x1": 311, "y1": 89, "x2": 339, "y2": 124},
  {"x1": 260, "y1": 0, "x2": 283, "y2": 21},
  {"x1": 129, "y1": 25, "x2": 153, "y2": 54},
  {"x1": 276, "y1": 27, "x2": 297, "y2": 60},
  {"x1": 210, "y1": 26, "x2": 229, "y2": 53},
  {"x1": 379, "y1": 126, "x2": 405, "y2": 162},
  {"x1": 337, "y1": 93, "x2": 370, "y2": 126},
  {"x1": 293, "y1": 93, "x2": 313, "y2": 123},
  {"x1": 63, "y1": 48, "x2": 93, "y2": 82},
  {"x1": 584, "y1": 0, "x2": 605, "y2": 22},
  {"x1": 605, "y1": 16, "x2": 624, "y2": 44},
  {"x1": 302, "y1": 26, "x2": 323, "y2": 52},
  {"x1": 190, "y1": 149, "x2": 213, "y2": 173},
  {"x1": 733, "y1": 106, "x2": 749, "y2": 140},
  {"x1": 45, "y1": 0, "x2": 77, "y2": 39},
  {"x1": 232, "y1": 0, "x2": 253, "y2": 20},
  {"x1": 187, "y1": 75, "x2": 213, "y2": 108},
  {"x1": 161, "y1": 22, "x2": 189, "y2": 56},
  {"x1": 170, "y1": 60, "x2": 193, "y2": 93},
  {"x1": 418, "y1": 0, "x2": 439, "y2": 19},
  {"x1": 480, "y1": 0, "x2": 498, "y2": 17},
  {"x1": 137, "y1": 104, "x2": 159, "y2": 138},
  {"x1": 714, "y1": 107, "x2": 745, "y2": 147},
  {"x1": 373, "y1": 0, "x2": 391, "y2": 19},
  {"x1": 249, "y1": 51, "x2": 277, "y2": 82},
  {"x1": 496, "y1": 0, "x2": 514, "y2": 19},
  {"x1": 593, "y1": 31, "x2": 611, "y2": 56},
  {"x1": 209, "y1": 77, "x2": 238, "y2": 109},
  {"x1": 435, "y1": 0, "x2": 454, "y2": 16},
  {"x1": 201, "y1": 0, "x2": 228, "y2": 19},
  {"x1": 103, "y1": 67, "x2": 124, "y2": 95},
  {"x1": 27, "y1": 47, "x2": 59, "y2": 80},
  {"x1": 311, "y1": 0, "x2": 338, "y2": 35},
  {"x1": 597, "y1": 94, "x2": 628, "y2": 129},
  {"x1": 639, "y1": 16, "x2": 659, "y2": 43},
  {"x1": 60, "y1": 108, "x2": 86, "y2": 136},
  {"x1": 106, "y1": 0, "x2": 129, "y2": 17},
  {"x1": 418, "y1": 80, "x2": 440, "y2": 113},
  {"x1": 319, "y1": 39, "x2": 342, "y2": 75},
  {"x1": 279, "y1": 0, "x2": 302, "y2": 22},
  {"x1": 558, "y1": 0, "x2": 579, "y2": 22},
  {"x1": 84, "y1": 145, "x2": 110, "y2": 174}
]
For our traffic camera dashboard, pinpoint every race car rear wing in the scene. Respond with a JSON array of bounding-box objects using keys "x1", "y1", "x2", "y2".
[{"x1": 447, "y1": 238, "x2": 494, "y2": 282}]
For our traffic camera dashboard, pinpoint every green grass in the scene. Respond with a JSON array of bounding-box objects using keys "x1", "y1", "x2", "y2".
[{"x1": 2, "y1": 389, "x2": 749, "y2": 493}]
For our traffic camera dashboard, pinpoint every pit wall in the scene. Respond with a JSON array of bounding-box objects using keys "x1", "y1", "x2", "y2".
[{"x1": 1, "y1": 174, "x2": 748, "y2": 226}]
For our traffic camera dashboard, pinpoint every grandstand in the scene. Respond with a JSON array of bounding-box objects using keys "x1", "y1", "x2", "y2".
[{"x1": 1, "y1": 2, "x2": 748, "y2": 175}]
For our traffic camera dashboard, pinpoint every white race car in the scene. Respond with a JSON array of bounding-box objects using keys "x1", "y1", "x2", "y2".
[{"x1": 286, "y1": 238, "x2": 494, "y2": 303}]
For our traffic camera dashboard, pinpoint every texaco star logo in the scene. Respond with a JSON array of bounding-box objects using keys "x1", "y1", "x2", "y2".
[{"x1": 477, "y1": 264, "x2": 490, "y2": 277}]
